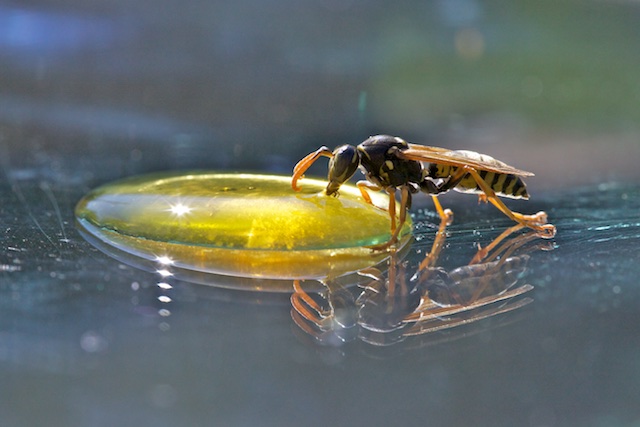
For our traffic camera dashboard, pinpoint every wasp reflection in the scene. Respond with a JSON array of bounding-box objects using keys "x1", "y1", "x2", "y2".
[{"x1": 290, "y1": 218, "x2": 554, "y2": 348}]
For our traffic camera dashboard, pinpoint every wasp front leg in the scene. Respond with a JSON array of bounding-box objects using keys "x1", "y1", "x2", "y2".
[
  {"x1": 356, "y1": 179, "x2": 401, "y2": 234},
  {"x1": 291, "y1": 146, "x2": 334, "y2": 191},
  {"x1": 356, "y1": 180, "x2": 383, "y2": 207}
]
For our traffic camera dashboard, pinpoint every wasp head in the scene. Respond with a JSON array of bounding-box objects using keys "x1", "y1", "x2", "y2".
[{"x1": 326, "y1": 145, "x2": 359, "y2": 196}]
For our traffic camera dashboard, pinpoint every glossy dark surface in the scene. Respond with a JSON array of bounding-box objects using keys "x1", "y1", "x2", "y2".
[{"x1": 2, "y1": 1, "x2": 640, "y2": 426}]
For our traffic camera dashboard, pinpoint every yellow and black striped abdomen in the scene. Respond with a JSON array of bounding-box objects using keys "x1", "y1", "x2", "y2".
[
  {"x1": 427, "y1": 161, "x2": 529, "y2": 200},
  {"x1": 472, "y1": 169, "x2": 529, "y2": 199}
]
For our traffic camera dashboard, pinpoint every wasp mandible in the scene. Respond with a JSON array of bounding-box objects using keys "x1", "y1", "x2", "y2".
[{"x1": 291, "y1": 135, "x2": 556, "y2": 249}]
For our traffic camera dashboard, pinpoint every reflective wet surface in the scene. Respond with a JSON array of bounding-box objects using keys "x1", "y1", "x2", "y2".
[{"x1": 2, "y1": 1, "x2": 640, "y2": 426}]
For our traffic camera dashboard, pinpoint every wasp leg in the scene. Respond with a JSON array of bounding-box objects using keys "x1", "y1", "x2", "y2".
[
  {"x1": 464, "y1": 167, "x2": 557, "y2": 238},
  {"x1": 366, "y1": 185, "x2": 412, "y2": 251},
  {"x1": 291, "y1": 146, "x2": 334, "y2": 191},
  {"x1": 420, "y1": 164, "x2": 470, "y2": 196},
  {"x1": 387, "y1": 187, "x2": 398, "y2": 235},
  {"x1": 431, "y1": 196, "x2": 454, "y2": 226},
  {"x1": 365, "y1": 187, "x2": 398, "y2": 250},
  {"x1": 356, "y1": 180, "x2": 383, "y2": 207}
]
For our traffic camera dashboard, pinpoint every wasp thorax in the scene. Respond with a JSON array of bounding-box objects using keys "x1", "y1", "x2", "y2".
[{"x1": 326, "y1": 145, "x2": 359, "y2": 196}]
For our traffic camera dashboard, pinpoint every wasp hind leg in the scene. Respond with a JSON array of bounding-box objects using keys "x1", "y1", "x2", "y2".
[{"x1": 464, "y1": 167, "x2": 556, "y2": 238}]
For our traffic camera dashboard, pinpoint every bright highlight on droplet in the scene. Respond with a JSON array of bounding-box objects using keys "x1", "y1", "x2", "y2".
[
  {"x1": 155, "y1": 255, "x2": 175, "y2": 265},
  {"x1": 167, "y1": 203, "x2": 192, "y2": 217}
]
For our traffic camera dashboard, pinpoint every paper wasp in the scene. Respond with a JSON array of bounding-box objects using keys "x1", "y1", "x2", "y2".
[{"x1": 292, "y1": 134, "x2": 556, "y2": 249}]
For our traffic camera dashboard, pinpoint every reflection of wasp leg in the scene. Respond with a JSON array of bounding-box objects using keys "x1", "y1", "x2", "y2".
[
  {"x1": 466, "y1": 229, "x2": 548, "y2": 303},
  {"x1": 470, "y1": 226, "x2": 549, "y2": 266},
  {"x1": 290, "y1": 280, "x2": 358, "y2": 345},
  {"x1": 387, "y1": 250, "x2": 410, "y2": 300},
  {"x1": 291, "y1": 146, "x2": 333, "y2": 191},
  {"x1": 452, "y1": 229, "x2": 534, "y2": 304},
  {"x1": 463, "y1": 167, "x2": 556, "y2": 238},
  {"x1": 403, "y1": 285, "x2": 534, "y2": 336},
  {"x1": 469, "y1": 223, "x2": 525, "y2": 265},
  {"x1": 418, "y1": 202, "x2": 453, "y2": 275},
  {"x1": 358, "y1": 252, "x2": 404, "y2": 300},
  {"x1": 290, "y1": 280, "x2": 333, "y2": 330},
  {"x1": 405, "y1": 283, "x2": 533, "y2": 324}
]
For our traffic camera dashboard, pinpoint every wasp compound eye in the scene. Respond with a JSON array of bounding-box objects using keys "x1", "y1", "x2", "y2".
[{"x1": 326, "y1": 145, "x2": 359, "y2": 196}]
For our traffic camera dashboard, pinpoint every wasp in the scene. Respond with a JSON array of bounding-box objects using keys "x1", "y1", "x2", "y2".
[{"x1": 292, "y1": 134, "x2": 556, "y2": 249}]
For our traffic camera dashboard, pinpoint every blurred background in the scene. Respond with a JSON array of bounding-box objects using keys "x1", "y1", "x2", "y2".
[
  {"x1": 3, "y1": 0, "x2": 640, "y2": 185},
  {"x1": 1, "y1": 1, "x2": 640, "y2": 426}
]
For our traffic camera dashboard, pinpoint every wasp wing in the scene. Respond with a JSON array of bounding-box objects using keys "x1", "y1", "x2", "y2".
[{"x1": 403, "y1": 144, "x2": 534, "y2": 177}]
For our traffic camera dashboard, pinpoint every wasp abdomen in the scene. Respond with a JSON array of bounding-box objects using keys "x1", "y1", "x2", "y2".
[{"x1": 427, "y1": 158, "x2": 529, "y2": 200}]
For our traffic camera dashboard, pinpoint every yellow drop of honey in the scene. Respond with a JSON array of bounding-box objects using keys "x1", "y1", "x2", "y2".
[{"x1": 75, "y1": 172, "x2": 411, "y2": 288}]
